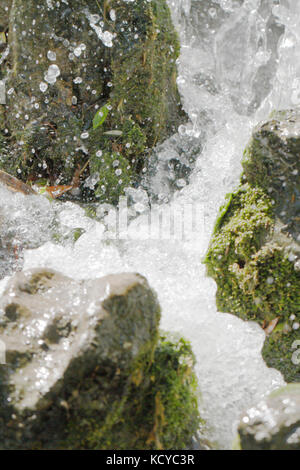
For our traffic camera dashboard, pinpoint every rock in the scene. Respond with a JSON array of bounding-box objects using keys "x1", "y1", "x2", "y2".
[
  {"x1": 1, "y1": 0, "x2": 185, "y2": 203},
  {"x1": 237, "y1": 384, "x2": 300, "y2": 450},
  {"x1": 205, "y1": 109, "x2": 300, "y2": 382},
  {"x1": 0, "y1": 268, "x2": 200, "y2": 449}
]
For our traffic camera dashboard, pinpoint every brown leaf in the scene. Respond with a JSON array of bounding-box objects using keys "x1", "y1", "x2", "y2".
[
  {"x1": 263, "y1": 317, "x2": 280, "y2": 336},
  {"x1": 46, "y1": 185, "x2": 73, "y2": 199},
  {"x1": 0, "y1": 170, "x2": 37, "y2": 195}
]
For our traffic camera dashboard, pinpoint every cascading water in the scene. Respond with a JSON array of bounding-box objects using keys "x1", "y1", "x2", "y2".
[{"x1": 1, "y1": 0, "x2": 300, "y2": 448}]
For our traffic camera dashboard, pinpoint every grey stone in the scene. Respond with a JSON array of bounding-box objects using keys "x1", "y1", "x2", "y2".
[{"x1": 0, "y1": 269, "x2": 160, "y2": 449}]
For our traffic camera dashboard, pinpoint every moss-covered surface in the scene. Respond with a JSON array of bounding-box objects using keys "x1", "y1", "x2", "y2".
[
  {"x1": 205, "y1": 184, "x2": 298, "y2": 323},
  {"x1": 64, "y1": 336, "x2": 201, "y2": 450},
  {"x1": 1, "y1": 0, "x2": 185, "y2": 203},
  {"x1": 0, "y1": 1, "x2": 11, "y2": 33},
  {"x1": 0, "y1": 269, "x2": 201, "y2": 450},
  {"x1": 205, "y1": 109, "x2": 300, "y2": 382},
  {"x1": 263, "y1": 330, "x2": 300, "y2": 383}
]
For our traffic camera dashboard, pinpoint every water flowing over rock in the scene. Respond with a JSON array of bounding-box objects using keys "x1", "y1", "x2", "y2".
[
  {"x1": 205, "y1": 109, "x2": 300, "y2": 382},
  {"x1": 0, "y1": 268, "x2": 200, "y2": 449},
  {"x1": 1, "y1": 0, "x2": 185, "y2": 202},
  {"x1": 237, "y1": 384, "x2": 300, "y2": 450}
]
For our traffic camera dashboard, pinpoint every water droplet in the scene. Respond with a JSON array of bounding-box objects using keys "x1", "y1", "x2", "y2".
[
  {"x1": 44, "y1": 64, "x2": 60, "y2": 84},
  {"x1": 47, "y1": 50, "x2": 57, "y2": 61},
  {"x1": 73, "y1": 77, "x2": 83, "y2": 84}
]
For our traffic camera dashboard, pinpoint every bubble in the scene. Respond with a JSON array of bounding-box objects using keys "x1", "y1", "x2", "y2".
[
  {"x1": 110, "y1": 9, "x2": 116, "y2": 21},
  {"x1": 73, "y1": 77, "x2": 83, "y2": 84},
  {"x1": 47, "y1": 50, "x2": 56, "y2": 61},
  {"x1": 74, "y1": 44, "x2": 86, "y2": 58},
  {"x1": 178, "y1": 125, "x2": 187, "y2": 136},
  {"x1": 44, "y1": 64, "x2": 60, "y2": 84}
]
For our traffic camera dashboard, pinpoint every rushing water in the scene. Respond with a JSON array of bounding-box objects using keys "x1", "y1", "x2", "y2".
[{"x1": 2, "y1": 0, "x2": 300, "y2": 448}]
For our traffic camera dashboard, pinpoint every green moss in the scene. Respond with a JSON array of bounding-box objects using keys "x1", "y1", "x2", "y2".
[
  {"x1": 2, "y1": 0, "x2": 185, "y2": 203},
  {"x1": 205, "y1": 110, "x2": 300, "y2": 382},
  {"x1": 0, "y1": 1, "x2": 11, "y2": 31},
  {"x1": 232, "y1": 434, "x2": 242, "y2": 450},
  {"x1": 84, "y1": 0, "x2": 184, "y2": 202},
  {"x1": 205, "y1": 183, "x2": 277, "y2": 320},
  {"x1": 205, "y1": 182, "x2": 299, "y2": 380},
  {"x1": 262, "y1": 329, "x2": 300, "y2": 383},
  {"x1": 109, "y1": 0, "x2": 182, "y2": 146},
  {"x1": 18, "y1": 270, "x2": 55, "y2": 295},
  {"x1": 88, "y1": 118, "x2": 146, "y2": 202},
  {"x1": 62, "y1": 336, "x2": 201, "y2": 450}
]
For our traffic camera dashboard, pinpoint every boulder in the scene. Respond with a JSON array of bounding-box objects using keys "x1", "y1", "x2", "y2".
[
  {"x1": 1, "y1": 0, "x2": 185, "y2": 202},
  {"x1": 0, "y1": 268, "x2": 200, "y2": 449},
  {"x1": 237, "y1": 384, "x2": 300, "y2": 450},
  {"x1": 205, "y1": 109, "x2": 300, "y2": 382}
]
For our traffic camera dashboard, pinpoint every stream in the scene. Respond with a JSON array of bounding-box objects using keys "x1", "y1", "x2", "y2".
[{"x1": 2, "y1": 0, "x2": 300, "y2": 448}]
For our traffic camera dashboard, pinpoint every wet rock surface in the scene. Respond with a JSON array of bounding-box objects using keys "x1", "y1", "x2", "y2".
[
  {"x1": 0, "y1": 268, "x2": 200, "y2": 449},
  {"x1": 205, "y1": 109, "x2": 300, "y2": 382},
  {"x1": 238, "y1": 384, "x2": 300, "y2": 450},
  {"x1": 1, "y1": 0, "x2": 185, "y2": 202}
]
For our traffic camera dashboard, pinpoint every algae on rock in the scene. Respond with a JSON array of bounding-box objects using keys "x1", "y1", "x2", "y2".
[
  {"x1": 1, "y1": 0, "x2": 185, "y2": 203},
  {"x1": 205, "y1": 109, "x2": 300, "y2": 382},
  {"x1": 0, "y1": 268, "x2": 201, "y2": 449}
]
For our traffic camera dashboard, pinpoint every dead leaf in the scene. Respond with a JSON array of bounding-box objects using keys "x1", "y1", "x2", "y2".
[
  {"x1": 0, "y1": 170, "x2": 37, "y2": 195},
  {"x1": 46, "y1": 185, "x2": 73, "y2": 199},
  {"x1": 263, "y1": 317, "x2": 280, "y2": 336},
  {"x1": 71, "y1": 160, "x2": 90, "y2": 188}
]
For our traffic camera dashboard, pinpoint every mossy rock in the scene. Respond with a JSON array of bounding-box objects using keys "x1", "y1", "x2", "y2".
[
  {"x1": 237, "y1": 384, "x2": 300, "y2": 450},
  {"x1": 0, "y1": 269, "x2": 201, "y2": 449},
  {"x1": 1, "y1": 0, "x2": 185, "y2": 203},
  {"x1": 66, "y1": 336, "x2": 202, "y2": 450},
  {"x1": 263, "y1": 329, "x2": 300, "y2": 383},
  {"x1": 205, "y1": 109, "x2": 300, "y2": 382}
]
